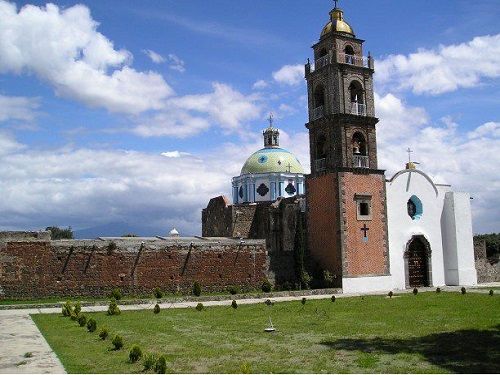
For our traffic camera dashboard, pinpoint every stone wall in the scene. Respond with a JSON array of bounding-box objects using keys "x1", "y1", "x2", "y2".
[{"x1": 0, "y1": 234, "x2": 267, "y2": 298}]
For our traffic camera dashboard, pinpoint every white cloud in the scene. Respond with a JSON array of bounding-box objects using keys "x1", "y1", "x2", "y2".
[
  {"x1": 167, "y1": 54, "x2": 185, "y2": 73},
  {"x1": 0, "y1": 94, "x2": 39, "y2": 122},
  {"x1": 375, "y1": 93, "x2": 500, "y2": 233},
  {"x1": 272, "y1": 64, "x2": 304, "y2": 86},
  {"x1": 252, "y1": 80, "x2": 268, "y2": 90},
  {"x1": 133, "y1": 111, "x2": 210, "y2": 138},
  {"x1": 143, "y1": 49, "x2": 166, "y2": 64},
  {"x1": 376, "y1": 34, "x2": 500, "y2": 95},
  {"x1": 161, "y1": 151, "x2": 192, "y2": 158},
  {"x1": 0, "y1": 1, "x2": 173, "y2": 114}
]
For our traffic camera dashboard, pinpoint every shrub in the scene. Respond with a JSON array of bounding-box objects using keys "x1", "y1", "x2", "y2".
[
  {"x1": 62, "y1": 301, "x2": 73, "y2": 317},
  {"x1": 436, "y1": 287, "x2": 441, "y2": 293},
  {"x1": 87, "y1": 318, "x2": 97, "y2": 333},
  {"x1": 331, "y1": 295, "x2": 336, "y2": 303},
  {"x1": 264, "y1": 299, "x2": 273, "y2": 306},
  {"x1": 195, "y1": 303, "x2": 204, "y2": 311},
  {"x1": 99, "y1": 327, "x2": 109, "y2": 340},
  {"x1": 70, "y1": 311, "x2": 78, "y2": 321},
  {"x1": 107, "y1": 241, "x2": 117, "y2": 255},
  {"x1": 78, "y1": 314, "x2": 87, "y2": 327},
  {"x1": 461, "y1": 286, "x2": 466, "y2": 294},
  {"x1": 413, "y1": 288, "x2": 418, "y2": 295},
  {"x1": 129, "y1": 345, "x2": 143, "y2": 363},
  {"x1": 322, "y1": 270, "x2": 335, "y2": 288},
  {"x1": 489, "y1": 289, "x2": 494, "y2": 296},
  {"x1": 110, "y1": 288, "x2": 122, "y2": 301},
  {"x1": 301, "y1": 297, "x2": 306, "y2": 305},
  {"x1": 143, "y1": 353, "x2": 157, "y2": 371},
  {"x1": 261, "y1": 279, "x2": 272, "y2": 293},
  {"x1": 153, "y1": 304, "x2": 160, "y2": 314},
  {"x1": 155, "y1": 355, "x2": 167, "y2": 374},
  {"x1": 74, "y1": 301, "x2": 81, "y2": 316},
  {"x1": 112, "y1": 335, "x2": 123, "y2": 350},
  {"x1": 300, "y1": 271, "x2": 312, "y2": 289},
  {"x1": 231, "y1": 300, "x2": 238, "y2": 309},
  {"x1": 228, "y1": 285, "x2": 239, "y2": 295},
  {"x1": 153, "y1": 287, "x2": 163, "y2": 299},
  {"x1": 193, "y1": 281, "x2": 201, "y2": 296},
  {"x1": 388, "y1": 291, "x2": 393, "y2": 298},
  {"x1": 107, "y1": 299, "x2": 121, "y2": 316}
]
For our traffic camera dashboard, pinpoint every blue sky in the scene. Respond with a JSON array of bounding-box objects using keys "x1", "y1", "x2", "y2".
[{"x1": 0, "y1": 0, "x2": 499, "y2": 236}]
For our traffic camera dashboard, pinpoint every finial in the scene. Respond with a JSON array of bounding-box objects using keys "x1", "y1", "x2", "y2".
[
  {"x1": 406, "y1": 147, "x2": 413, "y2": 163},
  {"x1": 405, "y1": 147, "x2": 416, "y2": 170},
  {"x1": 268, "y1": 113, "x2": 274, "y2": 128},
  {"x1": 333, "y1": 0, "x2": 339, "y2": 9}
]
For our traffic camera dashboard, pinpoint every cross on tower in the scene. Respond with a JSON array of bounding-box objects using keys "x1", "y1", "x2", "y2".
[
  {"x1": 333, "y1": 0, "x2": 339, "y2": 9},
  {"x1": 268, "y1": 113, "x2": 274, "y2": 127},
  {"x1": 360, "y1": 224, "x2": 369, "y2": 238},
  {"x1": 406, "y1": 147, "x2": 413, "y2": 163}
]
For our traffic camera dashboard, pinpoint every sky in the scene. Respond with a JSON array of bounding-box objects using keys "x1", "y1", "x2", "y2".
[{"x1": 0, "y1": 0, "x2": 499, "y2": 237}]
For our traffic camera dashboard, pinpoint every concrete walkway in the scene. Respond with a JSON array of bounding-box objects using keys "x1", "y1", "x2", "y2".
[{"x1": 0, "y1": 282, "x2": 498, "y2": 374}]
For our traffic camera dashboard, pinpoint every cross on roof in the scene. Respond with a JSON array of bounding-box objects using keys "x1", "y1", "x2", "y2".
[
  {"x1": 268, "y1": 113, "x2": 274, "y2": 127},
  {"x1": 406, "y1": 147, "x2": 413, "y2": 163},
  {"x1": 286, "y1": 163, "x2": 292, "y2": 173}
]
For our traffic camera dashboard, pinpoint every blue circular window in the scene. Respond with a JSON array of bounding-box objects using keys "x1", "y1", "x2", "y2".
[
  {"x1": 258, "y1": 155, "x2": 268, "y2": 164},
  {"x1": 407, "y1": 195, "x2": 423, "y2": 220}
]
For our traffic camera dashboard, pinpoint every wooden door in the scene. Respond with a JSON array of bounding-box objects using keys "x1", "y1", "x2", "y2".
[{"x1": 408, "y1": 238, "x2": 429, "y2": 287}]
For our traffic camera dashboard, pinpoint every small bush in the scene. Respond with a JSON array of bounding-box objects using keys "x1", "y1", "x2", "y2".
[
  {"x1": 155, "y1": 355, "x2": 167, "y2": 374},
  {"x1": 112, "y1": 335, "x2": 123, "y2": 350},
  {"x1": 301, "y1": 297, "x2": 306, "y2": 305},
  {"x1": 300, "y1": 271, "x2": 312, "y2": 289},
  {"x1": 436, "y1": 287, "x2": 441, "y2": 293},
  {"x1": 461, "y1": 286, "x2": 466, "y2": 294},
  {"x1": 70, "y1": 311, "x2": 78, "y2": 321},
  {"x1": 129, "y1": 345, "x2": 143, "y2": 363},
  {"x1": 413, "y1": 288, "x2": 418, "y2": 295},
  {"x1": 264, "y1": 299, "x2": 273, "y2": 306},
  {"x1": 23, "y1": 352, "x2": 33, "y2": 358},
  {"x1": 74, "y1": 301, "x2": 81, "y2": 316},
  {"x1": 195, "y1": 302, "x2": 204, "y2": 311},
  {"x1": 99, "y1": 327, "x2": 109, "y2": 340},
  {"x1": 153, "y1": 287, "x2": 163, "y2": 299},
  {"x1": 62, "y1": 301, "x2": 73, "y2": 317},
  {"x1": 261, "y1": 279, "x2": 272, "y2": 293},
  {"x1": 153, "y1": 304, "x2": 160, "y2": 314},
  {"x1": 193, "y1": 281, "x2": 201, "y2": 296},
  {"x1": 110, "y1": 288, "x2": 122, "y2": 301},
  {"x1": 87, "y1": 318, "x2": 97, "y2": 333},
  {"x1": 322, "y1": 270, "x2": 335, "y2": 288},
  {"x1": 78, "y1": 314, "x2": 87, "y2": 327},
  {"x1": 107, "y1": 299, "x2": 121, "y2": 316},
  {"x1": 388, "y1": 291, "x2": 393, "y2": 298},
  {"x1": 489, "y1": 289, "x2": 494, "y2": 296},
  {"x1": 231, "y1": 300, "x2": 238, "y2": 309},
  {"x1": 331, "y1": 295, "x2": 336, "y2": 303},
  {"x1": 228, "y1": 285, "x2": 239, "y2": 295},
  {"x1": 107, "y1": 241, "x2": 117, "y2": 255},
  {"x1": 143, "y1": 353, "x2": 157, "y2": 371}
]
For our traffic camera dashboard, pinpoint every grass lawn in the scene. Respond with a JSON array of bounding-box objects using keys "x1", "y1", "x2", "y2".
[{"x1": 32, "y1": 292, "x2": 500, "y2": 374}]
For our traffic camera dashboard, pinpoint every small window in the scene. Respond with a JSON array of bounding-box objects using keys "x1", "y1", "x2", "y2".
[
  {"x1": 407, "y1": 195, "x2": 423, "y2": 220},
  {"x1": 355, "y1": 194, "x2": 372, "y2": 220}
]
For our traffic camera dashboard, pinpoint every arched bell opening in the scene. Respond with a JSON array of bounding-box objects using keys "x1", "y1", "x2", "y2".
[
  {"x1": 314, "y1": 133, "x2": 327, "y2": 172},
  {"x1": 344, "y1": 45, "x2": 355, "y2": 64},
  {"x1": 348, "y1": 81, "x2": 365, "y2": 116},
  {"x1": 352, "y1": 132, "x2": 368, "y2": 168},
  {"x1": 404, "y1": 235, "x2": 432, "y2": 288},
  {"x1": 314, "y1": 85, "x2": 325, "y2": 109}
]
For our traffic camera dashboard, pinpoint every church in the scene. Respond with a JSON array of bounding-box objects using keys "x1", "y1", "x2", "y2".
[{"x1": 203, "y1": 4, "x2": 477, "y2": 293}]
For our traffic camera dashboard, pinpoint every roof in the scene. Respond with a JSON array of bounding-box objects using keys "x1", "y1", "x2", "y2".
[{"x1": 240, "y1": 147, "x2": 304, "y2": 175}]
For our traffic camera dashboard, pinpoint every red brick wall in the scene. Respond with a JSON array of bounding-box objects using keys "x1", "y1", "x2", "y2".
[
  {"x1": 0, "y1": 240, "x2": 268, "y2": 298},
  {"x1": 340, "y1": 172, "x2": 389, "y2": 276},
  {"x1": 306, "y1": 174, "x2": 342, "y2": 279}
]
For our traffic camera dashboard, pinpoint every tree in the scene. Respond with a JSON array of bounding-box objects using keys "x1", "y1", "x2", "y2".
[{"x1": 46, "y1": 226, "x2": 73, "y2": 240}]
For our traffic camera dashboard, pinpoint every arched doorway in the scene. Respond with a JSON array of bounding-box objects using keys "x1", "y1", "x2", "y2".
[{"x1": 404, "y1": 235, "x2": 432, "y2": 288}]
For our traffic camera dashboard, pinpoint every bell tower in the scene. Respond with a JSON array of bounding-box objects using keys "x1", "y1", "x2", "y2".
[{"x1": 305, "y1": 3, "x2": 389, "y2": 287}]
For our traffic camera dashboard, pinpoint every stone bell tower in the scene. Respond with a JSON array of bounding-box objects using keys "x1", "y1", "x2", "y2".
[{"x1": 305, "y1": 3, "x2": 390, "y2": 288}]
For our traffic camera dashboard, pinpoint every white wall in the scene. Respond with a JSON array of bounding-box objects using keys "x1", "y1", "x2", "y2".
[
  {"x1": 441, "y1": 192, "x2": 477, "y2": 285},
  {"x1": 386, "y1": 170, "x2": 449, "y2": 290},
  {"x1": 342, "y1": 276, "x2": 393, "y2": 293}
]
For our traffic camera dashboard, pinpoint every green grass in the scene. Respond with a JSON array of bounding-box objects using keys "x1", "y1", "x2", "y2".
[{"x1": 32, "y1": 292, "x2": 500, "y2": 373}]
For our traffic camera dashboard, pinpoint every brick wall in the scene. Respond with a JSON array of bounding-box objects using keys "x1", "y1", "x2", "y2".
[
  {"x1": 0, "y1": 237, "x2": 268, "y2": 298},
  {"x1": 306, "y1": 173, "x2": 342, "y2": 282},
  {"x1": 340, "y1": 172, "x2": 389, "y2": 276}
]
